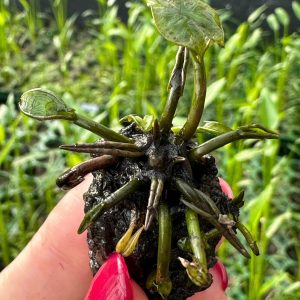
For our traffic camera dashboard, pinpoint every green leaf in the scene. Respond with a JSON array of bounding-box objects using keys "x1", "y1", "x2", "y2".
[
  {"x1": 238, "y1": 124, "x2": 279, "y2": 136},
  {"x1": 235, "y1": 148, "x2": 263, "y2": 162},
  {"x1": 204, "y1": 77, "x2": 226, "y2": 108},
  {"x1": 119, "y1": 114, "x2": 155, "y2": 132},
  {"x1": 259, "y1": 273, "x2": 290, "y2": 297},
  {"x1": 0, "y1": 133, "x2": 16, "y2": 166},
  {"x1": 284, "y1": 282, "x2": 300, "y2": 295},
  {"x1": 292, "y1": 1, "x2": 300, "y2": 20},
  {"x1": 197, "y1": 121, "x2": 232, "y2": 135},
  {"x1": 266, "y1": 211, "x2": 292, "y2": 238},
  {"x1": 258, "y1": 89, "x2": 279, "y2": 130},
  {"x1": 267, "y1": 14, "x2": 279, "y2": 32},
  {"x1": 148, "y1": 0, "x2": 224, "y2": 57},
  {"x1": 19, "y1": 88, "x2": 76, "y2": 121},
  {"x1": 245, "y1": 182, "x2": 276, "y2": 226},
  {"x1": 247, "y1": 5, "x2": 267, "y2": 23},
  {"x1": 275, "y1": 7, "x2": 290, "y2": 26}
]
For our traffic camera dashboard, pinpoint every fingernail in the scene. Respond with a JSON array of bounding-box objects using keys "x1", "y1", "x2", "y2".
[
  {"x1": 85, "y1": 252, "x2": 133, "y2": 300},
  {"x1": 218, "y1": 177, "x2": 234, "y2": 199},
  {"x1": 213, "y1": 260, "x2": 228, "y2": 291}
]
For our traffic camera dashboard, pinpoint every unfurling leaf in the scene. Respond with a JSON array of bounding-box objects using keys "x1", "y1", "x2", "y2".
[
  {"x1": 19, "y1": 88, "x2": 76, "y2": 121},
  {"x1": 189, "y1": 124, "x2": 279, "y2": 160},
  {"x1": 20, "y1": 88, "x2": 131, "y2": 142},
  {"x1": 197, "y1": 121, "x2": 233, "y2": 135},
  {"x1": 120, "y1": 114, "x2": 155, "y2": 132},
  {"x1": 238, "y1": 124, "x2": 279, "y2": 136},
  {"x1": 148, "y1": 0, "x2": 224, "y2": 57}
]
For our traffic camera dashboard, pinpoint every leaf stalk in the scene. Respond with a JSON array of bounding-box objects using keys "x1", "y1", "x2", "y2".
[
  {"x1": 74, "y1": 113, "x2": 131, "y2": 143},
  {"x1": 180, "y1": 53, "x2": 206, "y2": 141},
  {"x1": 78, "y1": 178, "x2": 141, "y2": 233},
  {"x1": 56, "y1": 155, "x2": 118, "y2": 189},
  {"x1": 236, "y1": 221, "x2": 260, "y2": 256},
  {"x1": 60, "y1": 143, "x2": 143, "y2": 158},
  {"x1": 160, "y1": 47, "x2": 189, "y2": 133},
  {"x1": 189, "y1": 129, "x2": 279, "y2": 161},
  {"x1": 156, "y1": 202, "x2": 172, "y2": 298},
  {"x1": 185, "y1": 208, "x2": 208, "y2": 272}
]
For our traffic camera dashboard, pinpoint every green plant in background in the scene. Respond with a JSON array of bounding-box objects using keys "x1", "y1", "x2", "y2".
[
  {"x1": 208, "y1": 3, "x2": 300, "y2": 299},
  {"x1": 18, "y1": 0, "x2": 280, "y2": 298},
  {"x1": 19, "y1": 0, "x2": 41, "y2": 43},
  {"x1": 51, "y1": 0, "x2": 77, "y2": 74},
  {"x1": 0, "y1": 0, "x2": 300, "y2": 298}
]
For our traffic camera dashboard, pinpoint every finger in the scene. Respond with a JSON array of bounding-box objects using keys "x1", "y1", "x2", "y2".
[
  {"x1": 216, "y1": 177, "x2": 234, "y2": 251},
  {"x1": 188, "y1": 260, "x2": 228, "y2": 300},
  {"x1": 186, "y1": 177, "x2": 233, "y2": 300},
  {"x1": 0, "y1": 175, "x2": 93, "y2": 300},
  {"x1": 132, "y1": 280, "x2": 148, "y2": 300},
  {"x1": 218, "y1": 178, "x2": 234, "y2": 199}
]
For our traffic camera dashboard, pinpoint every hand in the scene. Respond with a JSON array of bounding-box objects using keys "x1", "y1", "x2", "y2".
[{"x1": 0, "y1": 175, "x2": 230, "y2": 300}]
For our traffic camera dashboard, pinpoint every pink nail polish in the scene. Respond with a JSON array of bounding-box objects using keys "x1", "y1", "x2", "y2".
[
  {"x1": 213, "y1": 260, "x2": 228, "y2": 291},
  {"x1": 219, "y1": 177, "x2": 234, "y2": 199},
  {"x1": 85, "y1": 252, "x2": 133, "y2": 300}
]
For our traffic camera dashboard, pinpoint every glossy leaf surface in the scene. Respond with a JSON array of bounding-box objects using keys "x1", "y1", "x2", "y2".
[
  {"x1": 19, "y1": 88, "x2": 76, "y2": 121},
  {"x1": 197, "y1": 121, "x2": 233, "y2": 135},
  {"x1": 120, "y1": 114, "x2": 154, "y2": 132},
  {"x1": 148, "y1": 0, "x2": 224, "y2": 56}
]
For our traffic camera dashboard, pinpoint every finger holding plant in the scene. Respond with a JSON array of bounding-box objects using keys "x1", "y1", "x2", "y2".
[{"x1": 19, "y1": 0, "x2": 278, "y2": 299}]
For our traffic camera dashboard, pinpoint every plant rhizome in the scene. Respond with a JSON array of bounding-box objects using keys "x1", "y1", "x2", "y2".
[{"x1": 19, "y1": 1, "x2": 279, "y2": 299}]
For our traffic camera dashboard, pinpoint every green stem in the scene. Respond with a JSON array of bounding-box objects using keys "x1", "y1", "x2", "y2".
[
  {"x1": 175, "y1": 180, "x2": 251, "y2": 258},
  {"x1": 78, "y1": 178, "x2": 141, "y2": 233},
  {"x1": 145, "y1": 178, "x2": 164, "y2": 230},
  {"x1": 189, "y1": 129, "x2": 279, "y2": 161},
  {"x1": 176, "y1": 178, "x2": 220, "y2": 216},
  {"x1": 160, "y1": 47, "x2": 189, "y2": 133},
  {"x1": 193, "y1": 188, "x2": 221, "y2": 217},
  {"x1": 205, "y1": 229, "x2": 221, "y2": 241},
  {"x1": 56, "y1": 155, "x2": 118, "y2": 189},
  {"x1": 236, "y1": 221, "x2": 260, "y2": 256},
  {"x1": 180, "y1": 199, "x2": 250, "y2": 258},
  {"x1": 73, "y1": 113, "x2": 132, "y2": 143},
  {"x1": 185, "y1": 209, "x2": 207, "y2": 270},
  {"x1": 180, "y1": 53, "x2": 206, "y2": 141},
  {"x1": 59, "y1": 144, "x2": 143, "y2": 158},
  {"x1": 0, "y1": 204, "x2": 10, "y2": 265},
  {"x1": 177, "y1": 237, "x2": 192, "y2": 252},
  {"x1": 60, "y1": 141, "x2": 139, "y2": 150},
  {"x1": 156, "y1": 202, "x2": 172, "y2": 298}
]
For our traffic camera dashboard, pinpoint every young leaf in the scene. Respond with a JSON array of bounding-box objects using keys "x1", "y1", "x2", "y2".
[
  {"x1": 238, "y1": 124, "x2": 278, "y2": 135},
  {"x1": 189, "y1": 124, "x2": 279, "y2": 160},
  {"x1": 20, "y1": 88, "x2": 131, "y2": 142},
  {"x1": 19, "y1": 88, "x2": 76, "y2": 121},
  {"x1": 197, "y1": 121, "x2": 233, "y2": 135},
  {"x1": 119, "y1": 114, "x2": 154, "y2": 132},
  {"x1": 148, "y1": 0, "x2": 224, "y2": 57}
]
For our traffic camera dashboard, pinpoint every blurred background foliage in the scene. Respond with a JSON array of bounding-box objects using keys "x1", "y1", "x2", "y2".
[{"x1": 0, "y1": 0, "x2": 299, "y2": 299}]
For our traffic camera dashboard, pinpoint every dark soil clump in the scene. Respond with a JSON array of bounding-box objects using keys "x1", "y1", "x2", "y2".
[{"x1": 84, "y1": 125, "x2": 235, "y2": 300}]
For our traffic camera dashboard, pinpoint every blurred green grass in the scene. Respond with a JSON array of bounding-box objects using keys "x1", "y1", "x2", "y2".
[{"x1": 0, "y1": 1, "x2": 300, "y2": 299}]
